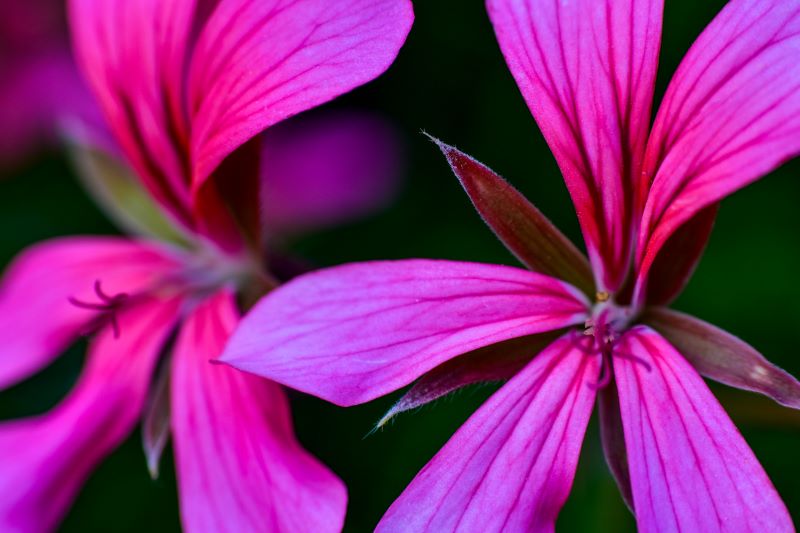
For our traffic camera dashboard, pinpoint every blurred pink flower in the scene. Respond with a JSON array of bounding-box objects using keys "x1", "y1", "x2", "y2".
[
  {"x1": 261, "y1": 109, "x2": 404, "y2": 237},
  {"x1": 222, "y1": 0, "x2": 800, "y2": 530},
  {"x1": 0, "y1": 0, "x2": 100, "y2": 169},
  {"x1": 0, "y1": 0, "x2": 413, "y2": 531}
]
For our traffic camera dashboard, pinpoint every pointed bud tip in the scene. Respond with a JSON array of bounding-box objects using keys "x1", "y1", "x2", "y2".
[
  {"x1": 421, "y1": 131, "x2": 460, "y2": 160},
  {"x1": 147, "y1": 458, "x2": 160, "y2": 480},
  {"x1": 375, "y1": 410, "x2": 397, "y2": 430}
]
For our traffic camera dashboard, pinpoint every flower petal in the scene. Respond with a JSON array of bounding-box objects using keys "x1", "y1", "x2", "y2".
[
  {"x1": 261, "y1": 110, "x2": 402, "y2": 236},
  {"x1": 171, "y1": 291, "x2": 346, "y2": 533},
  {"x1": 614, "y1": 327, "x2": 792, "y2": 531},
  {"x1": 222, "y1": 260, "x2": 590, "y2": 406},
  {"x1": 0, "y1": 237, "x2": 180, "y2": 389},
  {"x1": 430, "y1": 137, "x2": 594, "y2": 296},
  {"x1": 486, "y1": 0, "x2": 663, "y2": 292},
  {"x1": 643, "y1": 307, "x2": 800, "y2": 409},
  {"x1": 636, "y1": 0, "x2": 800, "y2": 302},
  {"x1": 377, "y1": 335, "x2": 599, "y2": 532},
  {"x1": 68, "y1": 0, "x2": 196, "y2": 225},
  {"x1": 0, "y1": 298, "x2": 181, "y2": 532},
  {"x1": 188, "y1": 0, "x2": 414, "y2": 191}
]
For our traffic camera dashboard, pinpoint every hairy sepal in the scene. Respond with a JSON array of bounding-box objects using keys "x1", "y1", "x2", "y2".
[
  {"x1": 430, "y1": 136, "x2": 594, "y2": 296},
  {"x1": 644, "y1": 307, "x2": 800, "y2": 409},
  {"x1": 376, "y1": 332, "x2": 560, "y2": 428}
]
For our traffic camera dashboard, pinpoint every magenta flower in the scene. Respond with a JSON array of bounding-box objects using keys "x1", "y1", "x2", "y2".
[
  {"x1": 0, "y1": 0, "x2": 412, "y2": 530},
  {"x1": 0, "y1": 0, "x2": 100, "y2": 169},
  {"x1": 223, "y1": 0, "x2": 800, "y2": 530}
]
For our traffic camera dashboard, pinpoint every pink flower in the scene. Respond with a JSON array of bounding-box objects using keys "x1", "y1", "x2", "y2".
[
  {"x1": 222, "y1": 0, "x2": 800, "y2": 530},
  {"x1": 0, "y1": 0, "x2": 413, "y2": 531},
  {"x1": 0, "y1": 0, "x2": 100, "y2": 169}
]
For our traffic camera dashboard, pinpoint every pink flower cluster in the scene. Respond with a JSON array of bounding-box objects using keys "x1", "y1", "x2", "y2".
[{"x1": 3, "y1": 0, "x2": 800, "y2": 532}]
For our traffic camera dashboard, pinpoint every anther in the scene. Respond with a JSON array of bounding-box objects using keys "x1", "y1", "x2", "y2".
[{"x1": 595, "y1": 291, "x2": 610, "y2": 303}]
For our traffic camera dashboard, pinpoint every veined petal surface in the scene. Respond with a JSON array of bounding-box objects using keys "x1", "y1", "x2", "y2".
[
  {"x1": 636, "y1": 0, "x2": 800, "y2": 300},
  {"x1": 222, "y1": 260, "x2": 589, "y2": 406},
  {"x1": 69, "y1": 0, "x2": 196, "y2": 224},
  {"x1": 0, "y1": 237, "x2": 180, "y2": 389},
  {"x1": 377, "y1": 335, "x2": 600, "y2": 533},
  {"x1": 0, "y1": 299, "x2": 181, "y2": 533},
  {"x1": 487, "y1": 0, "x2": 663, "y2": 292},
  {"x1": 614, "y1": 327, "x2": 793, "y2": 532},
  {"x1": 171, "y1": 291, "x2": 346, "y2": 533},
  {"x1": 188, "y1": 0, "x2": 414, "y2": 190}
]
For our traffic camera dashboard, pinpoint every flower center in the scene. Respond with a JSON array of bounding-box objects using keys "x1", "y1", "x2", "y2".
[
  {"x1": 68, "y1": 245, "x2": 277, "y2": 339},
  {"x1": 577, "y1": 294, "x2": 648, "y2": 389}
]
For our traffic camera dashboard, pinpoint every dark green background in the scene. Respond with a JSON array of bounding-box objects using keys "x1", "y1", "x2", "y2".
[{"x1": 2, "y1": 1, "x2": 798, "y2": 531}]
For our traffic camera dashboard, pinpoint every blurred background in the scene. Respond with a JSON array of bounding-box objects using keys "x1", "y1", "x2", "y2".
[{"x1": 1, "y1": 0, "x2": 799, "y2": 531}]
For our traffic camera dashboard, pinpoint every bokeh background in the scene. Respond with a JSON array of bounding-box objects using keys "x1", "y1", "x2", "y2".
[{"x1": 2, "y1": 0, "x2": 799, "y2": 531}]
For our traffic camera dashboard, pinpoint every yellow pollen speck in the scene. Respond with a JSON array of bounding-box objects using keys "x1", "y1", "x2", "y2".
[{"x1": 596, "y1": 291, "x2": 610, "y2": 303}]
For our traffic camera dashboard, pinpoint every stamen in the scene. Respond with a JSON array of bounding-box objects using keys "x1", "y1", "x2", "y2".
[
  {"x1": 68, "y1": 279, "x2": 130, "y2": 339},
  {"x1": 569, "y1": 330, "x2": 596, "y2": 355},
  {"x1": 613, "y1": 349, "x2": 653, "y2": 373},
  {"x1": 93, "y1": 279, "x2": 128, "y2": 303},
  {"x1": 588, "y1": 352, "x2": 612, "y2": 390}
]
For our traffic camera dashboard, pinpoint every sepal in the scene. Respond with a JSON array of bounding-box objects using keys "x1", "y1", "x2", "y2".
[
  {"x1": 376, "y1": 332, "x2": 558, "y2": 428},
  {"x1": 644, "y1": 307, "x2": 800, "y2": 409},
  {"x1": 430, "y1": 136, "x2": 594, "y2": 295}
]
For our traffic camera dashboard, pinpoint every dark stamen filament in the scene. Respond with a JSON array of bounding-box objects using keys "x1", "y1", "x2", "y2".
[{"x1": 68, "y1": 280, "x2": 130, "y2": 338}]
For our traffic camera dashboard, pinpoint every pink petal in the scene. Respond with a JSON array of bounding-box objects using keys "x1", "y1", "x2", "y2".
[
  {"x1": 636, "y1": 0, "x2": 800, "y2": 302},
  {"x1": 68, "y1": 0, "x2": 196, "y2": 225},
  {"x1": 0, "y1": 298, "x2": 182, "y2": 532},
  {"x1": 261, "y1": 109, "x2": 402, "y2": 236},
  {"x1": 377, "y1": 335, "x2": 600, "y2": 532},
  {"x1": 222, "y1": 260, "x2": 590, "y2": 406},
  {"x1": 188, "y1": 0, "x2": 414, "y2": 190},
  {"x1": 614, "y1": 327, "x2": 793, "y2": 531},
  {"x1": 171, "y1": 291, "x2": 346, "y2": 533},
  {"x1": 0, "y1": 237, "x2": 181, "y2": 389},
  {"x1": 486, "y1": 0, "x2": 663, "y2": 292}
]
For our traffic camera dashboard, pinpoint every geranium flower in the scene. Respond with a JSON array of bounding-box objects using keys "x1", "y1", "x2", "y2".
[
  {"x1": 0, "y1": 0, "x2": 412, "y2": 531},
  {"x1": 222, "y1": 0, "x2": 800, "y2": 530},
  {"x1": 0, "y1": 0, "x2": 100, "y2": 169}
]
